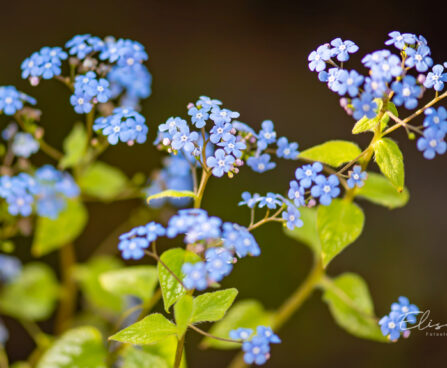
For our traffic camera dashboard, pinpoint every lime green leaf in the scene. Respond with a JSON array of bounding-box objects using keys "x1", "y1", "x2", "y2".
[
  {"x1": 175, "y1": 295, "x2": 194, "y2": 337},
  {"x1": 202, "y1": 300, "x2": 272, "y2": 349},
  {"x1": 352, "y1": 99, "x2": 396, "y2": 134},
  {"x1": 32, "y1": 200, "x2": 88, "y2": 257},
  {"x1": 355, "y1": 172, "x2": 409, "y2": 209},
  {"x1": 110, "y1": 313, "x2": 177, "y2": 345},
  {"x1": 59, "y1": 123, "x2": 87, "y2": 169},
  {"x1": 373, "y1": 138, "x2": 404, "y2": 192},
  {"x1": 322, "y1": 273, "x2": 387, "y2": 342},
  {"x1": 78, "y1": 161, "x2": 128, "y2": 201},
  {"x1": 158, "y1": 248, "x2": 201, "y2": 312},
  {"x1": 121, "y1": 346, "x2": 168, "y2": 368},
  {"x1": 75, "y1": 256, "x2": 124, "y2": 313},
  {"x1": 99, "y1": 265, "x2": 158, "y2": 302},
  {"x1": 11, "y1": 363, "x2": 32, "y2": 368},
  {"x1": 317, "y1": 199, "x2": 365, "y2": 268},
  {"x1": 147, "y1": 190, "x2": 197, "y2": 205},
  {"x1": 0, "y1": 263, "x2": 59, "y2": 321},
  {"x1": 36, "y1": 326, "x2": 107, "y2": 368},
  {"x1": 299, "y1": 140, "x2": 362, "y2": 167},
  {"x1": 191, "y1": 289, "x2": 238, "y2": 324},
  {"x1": 284, "y1": 207, "x2": 320, "y2": 254}
]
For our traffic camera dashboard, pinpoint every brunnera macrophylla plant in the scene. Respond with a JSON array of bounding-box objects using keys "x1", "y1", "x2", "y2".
[{"x1": 0, "y1": 30, "x2": 445, "y2": 367}]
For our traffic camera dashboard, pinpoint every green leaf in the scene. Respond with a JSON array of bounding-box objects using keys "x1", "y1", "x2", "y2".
[
  {"x1": 355, "y1": 172, "x2": 409, "y2": 209},
  {"x1": 0, "y1": 263, "x2": 59, "y2": 321},
  {"x1": 147, "y1": 190, "x2": 197, "y2": 205},
  {"x1": 283, "y1": 207, "x2": 320, "y2": 254},
  {"x1": 299, "y1": 140, "x2": 362, "y2": 168},
  {"x1": 317, "y1": 199, "x2": 365, "y2": 268},
  {"x1": 75, "y1": 256, "x2": 124, "y2": 313},
  {"x1": 191, "y1": 289, "x2": 238, "y2": 324},
  {"x1": 158, "y1": 248, "x2": 201, "y2": 312},
  {"x1": 121, "y1": 346, "x2": 168, "y2": 368},
  {"x1": 36, "y1": 326, "x2": 107, "y2": 368},
  {"x1": 110, "y1": 313, "x2": 177, "y2": 345},
  {"x1": 373, "y1": 138, "x2": 405, "y2": 192},
  {"x1": 99, "y1": 266, "x2": 158, "y2": 302},
  {"x1": 59, "y1": 123, "x2": 87, "y2": 169},
  {"x1": 32, "y1": 200, "x2": 88, "y2": 257},
  {"x1": 175, "y1": 295, "x2": 194, "y2": 337},
  {"x1": 322, "y1": 273, "x2": 387, "y2": 342},
  {"x1": 202, "y1": 300, "x2": 272, "y2": 349},
  {"x1": 78, "y1": 161, "x2": 128, "y2": 201},
  {"x1": 352, "y1": 99, "x2": 397, "y2": 134}
]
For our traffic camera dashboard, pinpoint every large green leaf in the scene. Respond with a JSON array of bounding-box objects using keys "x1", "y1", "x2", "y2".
[
  {"x1": 202, "y1": 300, "x2": 272, "y2": 349},
  {"x1": 121, "y1": 347, "x2": 168, "y2": 368},
  {"x1": 59, "y1": 123, "x2": 87, "y2": 169},
  {"x1": 355, "y1": 172, "x2": 409, "y2": 209},
  {"x1": 0, "y1": 263, "x2": 59, "y2": 321},
  {"x1": 352, "y1": 99, "x2": 397, "y2": 134},
  {"x1": 175, "y1": 295, "x2": 194, "y2": 337},
  {"x1": 99, "y1": 265, "x2": 158, "y2": 302},
  {"x1": 158, "y1": 248, "x2": 201, "y2": 312},
  {"x1": 78, "y1": 161, "x2": 128, "y2": 201},
  {"x1": 32, "y1": 200, "x2": 88, "y2": 257},
  {"x1": 75, "y1": 256, "x2": 124, "y2": 314},
  {"x1": 373, "y1": 138, "x2": 404, "y2": 192},
  {"x1": 283, "y1": 207, "x2": 320, "y2": 254},
  {"x1": 36, "y1": 326, "x2": 107, "y2": 368},
  {"x1": 317, "y1": 199, "x2": 365, "y2": 268},
  {"x1": 147, "y1": 190, "x2": 197, "y2": 205},
  {"x1": 322, "y1": 273, "x2": 387, "y2": 342},
  {"x1": 191, "y1": 289, "x2": 238, "y2": 324},
  {"x1": 109, "y1": 313, "x2": 177, "y2": 345},
  {"x1": 299, "y1": 140, "x2": 362, "y2": 167}
]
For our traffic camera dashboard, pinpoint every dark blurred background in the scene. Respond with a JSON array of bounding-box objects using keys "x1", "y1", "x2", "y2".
[{"x1": 1, "y1": 0, "x2": 446, "y2": 366}]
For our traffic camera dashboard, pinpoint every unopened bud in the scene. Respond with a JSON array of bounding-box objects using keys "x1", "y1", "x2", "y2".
[
  {"x1": 339, "y1": 97, "x2": 349, "y2": 108},
  {"x1": 408, "y1": 132, "x2": 416, "y2": 140},
  {"x1": 187, "y1": 103, "x2": 194, "y2": 109},
  {"x1": 162, "y1": 137, "x2": 171, "y2": 146},
  {"x1": 235, "y1": 159, "x2": 244, "y2": 167},
  {"x1": 30, "y1": 76, "x2": 40, "y2": 86},
  {"x1": 34, "y1": 127, "x2": 44, "y2": 139},
  {"x1": 417, "y1": 74, "x2": 426, "y2": 84},
  {"x1": 307, "y1": 199, "x2": 317, "y2": 208}
]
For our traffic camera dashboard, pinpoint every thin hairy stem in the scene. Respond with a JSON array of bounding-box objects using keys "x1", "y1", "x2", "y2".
[
  {"x1": 189, "y1": 324, "x2": 242, "y2": 344},
  {"x1": 174, "y1": 334, "x2": 186, "y2": 368},
  {"x1": 194, "y1": 170, "x2": 211, "y2": 208}
]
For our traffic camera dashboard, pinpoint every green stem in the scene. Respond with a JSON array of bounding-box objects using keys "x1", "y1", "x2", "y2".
[
  {"x1": 0, "y1": 346, "x2": 8, "y2": 368},
  {"x1": 174, "y1": 334, "x2": 186, "y2": 368},
  {"x1": 85, "y1": 108, "x2": 95, "y2": 151},
  {"x1": 194, "y1": 170, "x2": 211, "y2": 208}
]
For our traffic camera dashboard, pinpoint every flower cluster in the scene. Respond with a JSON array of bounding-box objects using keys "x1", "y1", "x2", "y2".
[
  {"x1": 70, "y1": 71, "x2": 112, "y2": 114},
  {"x1": 0, "y1": 319, "x2": 8, "y2": 345},
  {"x1": 11, "y1": 132, "x2": 40, "y2": 158},
  {"x1": 0, "y1": 254, "x2": 22, "y2": 283},
  {"x1": 93, "y1": 107, "x2": 148, "y2": 145},
  {"x1": 155, "y1": 96, "x2": 299, "y2": 178},
  {"x1": 230, "y1": 326, "x2": 281, "y2": 366},
  {"x1": 379, "y1": 296, "x2": 419, "y2": 341},
  {"x1": 309, "y1": 31, "x2": 447, "y2": 160},
  {"x1": 0, "y1": 165, "x2": 79, "y2": 219},
  {"x1": 417, "y1": 107, "x2": 447, "y2": 159},
  {"x1": 0, "y1": 86, "x2": 36, "y2": 116},
  {"x1": 145, "y1": 154, "x2": 193, "y2": 208},
  {"x1": 21, "y1": 46, "x2": 68, "y2": 81}
]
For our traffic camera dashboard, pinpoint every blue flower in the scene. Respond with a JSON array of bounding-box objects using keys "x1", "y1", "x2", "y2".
[
  {"x1": 405, "y1": 45, "x2": 433, "y2": 72},
  {"x1": 247, "y1": 154, "x2": 276, "y2": 173},
  {"x1": 70, "y1": 93, "x2": 93, "y2": 114},
  {"x1": 218, "y1": 135, "x2": 246, "y2": 158},
  {"x1": 385, "y1": 31, "x2": 417, "y2": 50},
  {"x1": 391, "y1": 75, "x2": 422, "y2": 110},
  {"x1": 66, "y1": 34, "x2": 95, "y2": 59},
  {"x1": 1, "y1": 123, "x2": 18, "y2": 141},
  {"x1": 205, "y1": 247, "x2": 234, "y2": 282},
  {"x1": 242, "y1": 336, "x2": 270, "y2": 365},
  {"x1": 239, "y1": 192, "x2": 262, "y2": 208},
  {"x1": 144, "y1": 222, "x2": 166, "y2": 242},
  {"x1": 21, "y1": 47, "x2": 68, "y2": 80},
  {"x1": 347, "y1": 165, "x2": 367, "y2": 188},
  {"x1": 295, "y1": 162, "x2": 323, "y2": 188},
  {"x1": 335, "y1": 69, "x2": 364, "y2": 97},
  {"x1": 182, "y1": 262, "x2": 208, "y2": 290},
  {"x1": 308, "y1": 44, "x2": 331, "y2": 72},
  {"x1": 424, "y1": 64, "x2": 447, "y2": 91},
  {"x1": 258, "y1": 120, "x2": 277, "y2": 147},
  {"x1": 255, "y1": 326, "x2": 281, "y2": 344},
  {"x1": 118, "y1": 237, "x2": 149, "y2": 260},
  {"x1": 88, "y1": 78, "x2": 111, "y2": 103},
  {"x1": 159, "y1": 117, "x2": 188, "y2": 135},
  {"x1": 362, "y1": 50, "x2": 392, "y2": 68},
  {"x1": 330, "y1": 38, "x2": 359, "y2": 62},
  {"x1": 276, "y1": 137, "x2": 299, "y2": 159},
  {"x1": 188, "y1": 106, "x2": 209, "y2": 128},
  {"x1": 12, "y1": 133, "x2": 39, "y2": 158},
  {"x1": 74, "y1": 71, "x2": 97, "y2": 93},
  {"x1": 352, "y1": 93, "x2": 378, "y2": 120},
  {"x1": 210, "y1": 122, "x2": 233, "y2": 144},
  {"x1": 0, "y1": 86, "x2": 32, "y2": 116},
  {"x1": 288, "y1": 180, "x2": 305, "y2": 207},
  {"x1": 423, "y1": 107, "x2": 447, "y2": 133},
  {"x1": 197, "y1": 96, "x2": 222, "y2": 112},
  {"x1": 370, "y1": 54, "x2": 402, "y2": 81},
  {"x1": 0, "y1": 255, "x2": 22, "y2": 283},
  {"x1": 364, "y1": 77, "x2": 388, "y2": 98},
  {"x1": 417, "y1": 128, "x2": 446, "y2": 159},
  {"x1": 391, "y1": 296, "x2": 419, "y2": 325},
  {"x1": 207, "y1": 149, "x2": 235, "y2": 177},
  {"x1": 258, "y1": 192, "x2": 282, "y2": 210},
  {"x1": 282, "y1": 205, "x2": 303, "y2": 230},
  {"x1": 311, "y1": 174, "x2": 340, "y2": 205},
  {"x1": 222, "y1": 223, "x2": 260, "y2": 258},
  {"x1": 379, "y1": 311, "x2": 407, "y2": 341},
  {"x1": 210, "y1": 107, "x2": 240, "y2": 124},
  {"x1": 171, "y1": 126, "x2": 199, "y2": 152},
  {"x1": 229, "y1": 328, "x2": 253, "y2": 341}
]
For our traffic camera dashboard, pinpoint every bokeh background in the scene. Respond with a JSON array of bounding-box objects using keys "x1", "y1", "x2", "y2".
[{"x1": 1, "y1": 0, "x2": 446, "y2": 366}]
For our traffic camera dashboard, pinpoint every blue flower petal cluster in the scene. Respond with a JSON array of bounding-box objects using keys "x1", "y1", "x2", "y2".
[
  {"x1": 0, "y1": 86, "x2": 36, "y2": 116},
  {"x1": 417, "y1": 107, "x2": 447, "y2": 159},
  {"x1": 70, "y1": 71, "x2": 112, "y2": 114},
  {"x1": 347, "y1": 165, "x2": 367, "y2": 189},
  {"x1": 379, "y1": 296, "x2": 419, "y2": 341},
  {"x1": 21, "y1": 46, "x2": 67, "y2": 81},
  {"x1": 12, "y1": 132, "x2": 40, "y2": 158},
  {"x1": 118, "y1": 221, "x2": 165, "y2": 260},
  {"x1": 0, "y1": 254, "x2": 22, "y2": 283}
]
